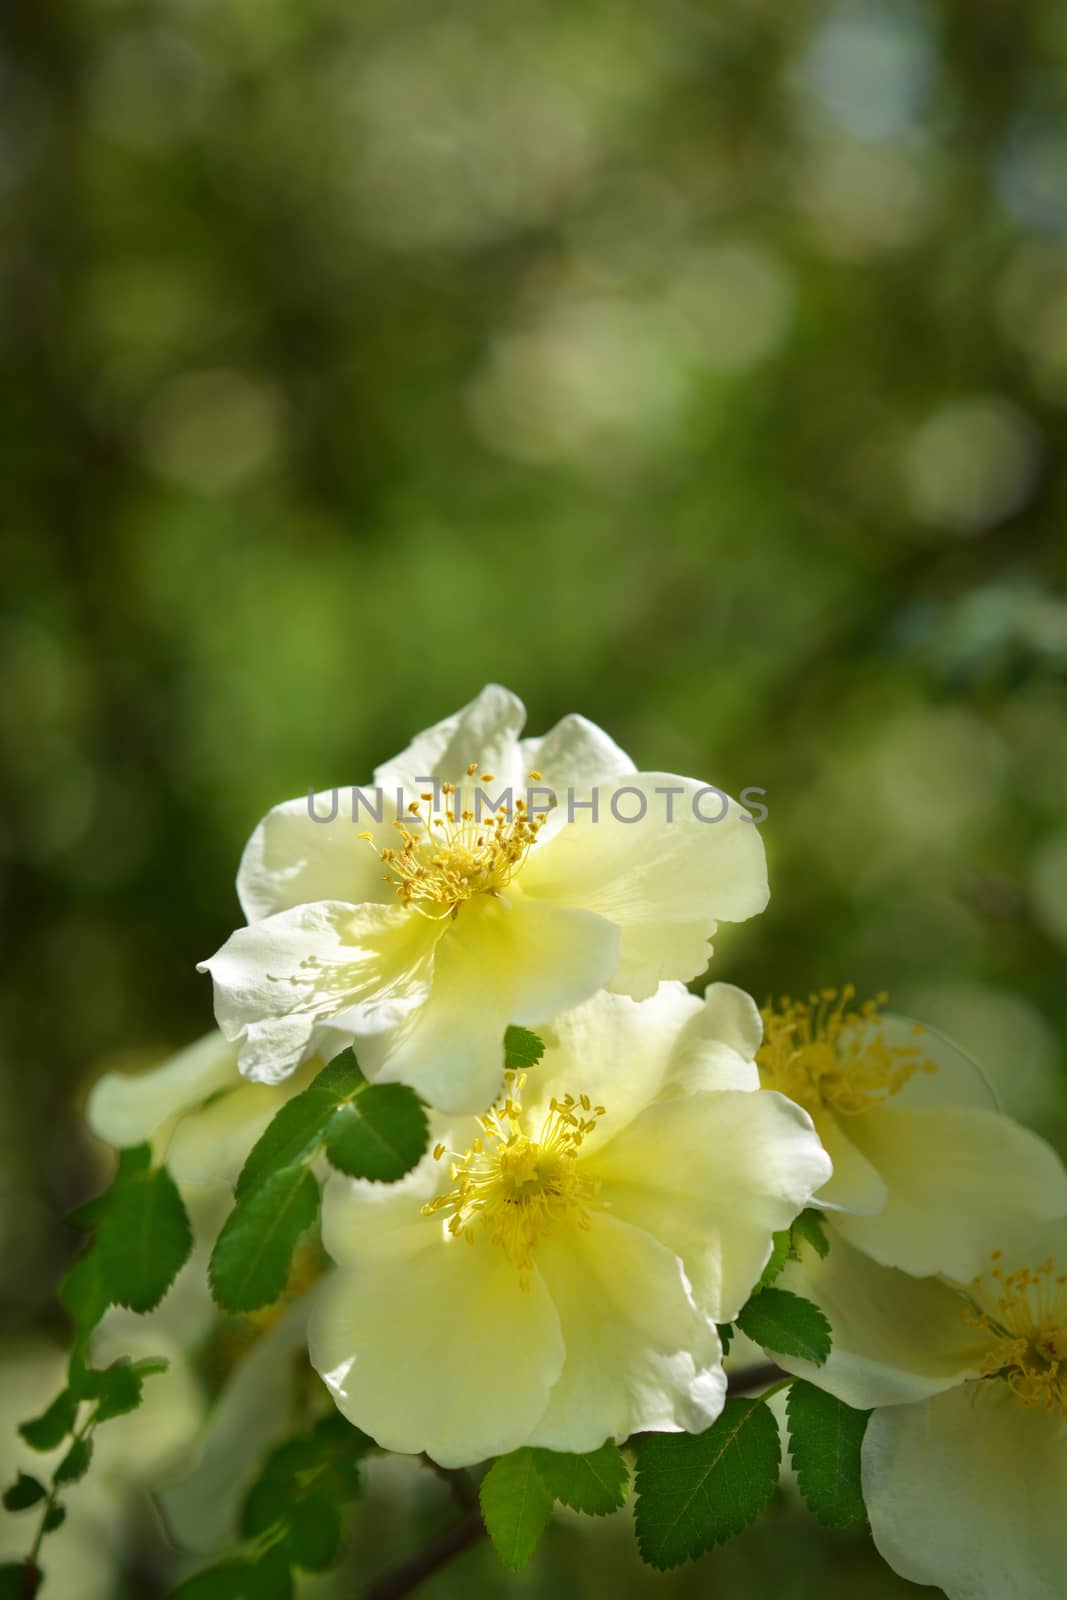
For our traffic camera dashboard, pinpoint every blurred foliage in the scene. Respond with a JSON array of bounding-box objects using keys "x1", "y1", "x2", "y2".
[{"x1": 2, "y1": 0, "x2": 1067, "y2": 1593}]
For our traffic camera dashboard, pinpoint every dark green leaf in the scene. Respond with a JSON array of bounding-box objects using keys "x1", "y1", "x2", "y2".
[
  {"x1": 85, "y1": 1357, "x2": 165, "y2": 1422},
  {"x1": 54, "y1": 1436, "x2": 92, "y2": 1485},
  {"x1": 241, "y1": 1439, "x2": 321, "y2": 1538},
  {"x1": 19, "y1": 1390, "x2": 77, "y2": 1452},
  {"x1": 171, "y1": 1551, "x2": 293, "y2": 1600},
  {"x1": 736, "y1": 1287, "x2": 832, "y2": 1365},
  {"x1": 58, "y1": 1247, "x2": 109, "y2": 1348},
  {"x1": 115, "y1": 1144, "x2": 154, "y2": 1177},
  {"x1": 717, "y1": 1323, "x2": 734, "y2": 1356},
  {"x1": 42, "y1": 1505, "x2": 65, "y2": 1533},
  {"x1": 0, "y1": 1561, "x2": 41, "y2": 1598},
  {"x1": 759, "y1": 1230, "x2": 792, "y2": 1287},
  {"x1": 479, "y1": 1448, "x2": 554, "y2": 1570},
  {"x1": 530, "y1": 1442, "x2": 628, "y2": 1515},
  {"x1": 503, "y1": 1026, "x2": 545, "y2": 1070},
  {"x1": 171, "y1": 1560, "x2": 257, "y2": 1598},
  {"x1": 131, "y1": 1355, "x2": 170, "y2": 1378},
  {"x1": 309, "y1": 1049, "x2": 368, "y2": 1097},
  {"x1": 240, "y1": 1421, "x2": 365, "y2": 1565},
  {"x1": 325, "y1": 1084, "x2": 427, "y2": 1182},
  {"x1": 310, "y1": 1411, "x2": 376, "y2": 1487},
  {"x1": 65, "y1": 1140, "x2": 151, "y2": 1229},
  {"x1": 786, "y1": 1380, "x2": 870, "y2": 1526},
  {"x1": 235, "y1": 1055, "x2": 364, "y2": 1200},
  {"x1": 96, "y1": 1164, "x2": 192, "y2": 1312},
  {"x1": 210, "y1": 1163, "x2": 320, "y2": 1312},
  {"x1": 252, "y1": 1545, "x2": 293, "y2": 1600},
  {"x1": 66, "y1": 1193, "x2": 108, "y2": 1231},
  {"x1": 289, "y1": 1492, "x2": 343, "y2": 1571},
  {"x1": 3, "y1": 1474, "x2": 46, "y2": 1511},
  {"x1": 633, "y1": 1399, "x2": 781, "y2": 1569},
  {"x1": 792, "y1": 1208, "x2": 830, "y2": 1258}
]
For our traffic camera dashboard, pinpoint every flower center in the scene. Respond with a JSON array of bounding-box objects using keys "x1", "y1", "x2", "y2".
[
  {"x1": 756, "y1": 987, "x2": 936, "y2": 1117},
  {"x1": 421, "y1": 1070, "x2": 605, "y2": 1283},
  {"x1": 965, "y1": 1251, "x2": 1067, "y2": 1416},
  {"x1": 361, "y1": 764, "x2": 551, "y2": 919}
]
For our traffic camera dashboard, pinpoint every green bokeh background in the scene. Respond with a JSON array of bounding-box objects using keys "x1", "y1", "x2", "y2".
[{"x1": 3, "y1": 0, "x2": 1067, "y2": 1593}]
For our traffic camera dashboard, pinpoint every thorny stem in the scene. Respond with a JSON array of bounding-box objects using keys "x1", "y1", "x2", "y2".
[{"x1": 364, "y1": 1366, "x2": 789, "y2": 1599}]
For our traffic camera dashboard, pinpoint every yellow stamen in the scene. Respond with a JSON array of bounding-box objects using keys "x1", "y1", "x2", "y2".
[
  {"x1": 757, "y1": 987, "x2": 936, "y2": 1116},
  {"x1": 359, "y1": 760, "x2": 554, "y2": 919},
  {"x1": 421, "y1": 1071, "x2": 605, "y2": 1285},
  {"x1": 964, "y1": 1252, "x2": 1067, "y2": 1415}
]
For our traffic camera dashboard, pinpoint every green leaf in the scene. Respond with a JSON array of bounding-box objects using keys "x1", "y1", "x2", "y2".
[
  {"x1": 58, "y1": 1248, "x2": 109, "y2": 1347},
  {"x1": 91, "y1": 1364, "x2": 143, "y2": 1421},
  {"x1": 289, "y1": 1492, "x2": 344, "y2": 1571},
  {"x1": 171, "y1": 1550, "x2": 293, "y2": 1600},
  {"x1": 0, "y1": 1562, "x2": 41, "y2": 1598},
  {"x1": 60, "y1": 1249, "x2": 111, "y2": 1403},
  {"x1": 66, "y1": 1193, "x2": 108, "y2": 1231},
  {"x1": 67, "y1": 1144, "x2": 151, "y2": 1232},
  {"x1": 325, "y1": 1084, "x2": 428, "y2": 1182},
  {"x1": 96, "y1": 1164, "x2": 192, "y2": 1312},
  {"x1": 54, "y1": 1436, "x2": 92, "y2": 1485},
  {"x1": 171, "y1": 1561, "x2": 257, "y2": 1599},
  {"x1": 251, "y1": 1545, "x2": 293, "y2": 1600},
  {"x1": 19, "y1": 1390, "x2": 77, "y2": 1452},
  {"x1": 503, "y1": 1026, "x2": 545, "y2": 1070},
  {"x1": 792, "y1": 1208, "x2": 830, "y2": 1258},
  {"x1": 530, "y1": 1442, "x2": 628, "y2": 1516},
  {"x1": 235, "y1": 1054, "x2": 364, "y2": 1200},
  {"x1": 85, "y1": 1356, "x2": 167, "y2": 1422},
  {"x1": 717, "y1": 1323, "x2": 734, "y2": 1356},
  {"x1": 736, "y1": 1287, "x2": 832, "y2": 1366},
  {"x1": 241, "y1": 1439, "x2": 320, "y2": 1537},
  {"x1": 42, "y1": 1505, "x2": 65, "y2": 1533},
  {"x1": 479, "y1": 1448, "x2": 554, "y2": 1570},
  {"x1": 132, "y1": 1355, "x2": 171, "y2": 1378},
  {"x1": 210, "y1": 1163, "x2": 320, "y2": 1313},
  {"x1": 759, "y1": 1230, "x2": 792, "y2": 1287},
  {"x1": 310, "y1": 1411, "x2": 376, "y2": 1488},
  {"x1": 786, "y1": 1380, "x2": 870, "y2": 1527},
  {"x1": 240, "y1": 1421, "x2": 365, "y2": 1568},
  {"x1": 3, "y1": 1473, "x2": 47, "y2": 1511},
  {"x1": 633, "y1": 1399, "x2": 781, "y2": 1569}
]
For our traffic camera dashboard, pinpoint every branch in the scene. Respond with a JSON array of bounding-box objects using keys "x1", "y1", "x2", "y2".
[
  {"x1": 363, "y1": 1505, "x2": 485, "y2": 1600},
  {"x1": 418, "y1": 1455, "x2": 477, "y2": 1512},
  {"x1": 726, "y1": 1361, "x2": 787, "y2": 1397},
  {"x1": 363, "y1": 1370, "x2": 787, "y2": 1598}
]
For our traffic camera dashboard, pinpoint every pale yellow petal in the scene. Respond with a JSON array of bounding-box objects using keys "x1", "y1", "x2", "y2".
[
  {"x1": 520, "y1": 773, "x2": 768, "y2": 1000},
  {"x1": 200, "y1": 901, "x2": 438, "y2": 1084},
  {"x1": 87, "y1": 1033, "x2": 238, "y2": 1150},
  {"x1": 373, "y1": 684, "x2": 528, "y2": 794},
  {"x1": 833, "y1": 1104, "x2": 1067, "y2": 1279},
  {"x1": 518, "y1": 712, "x2": 636, "y2": 790},
  {"x1": 237, "y1": 792, "x2": 398, "y2": 922},
  {"x1": 586, "y1": 1089, "x2": 831, "y2": 1320},
  {"x1": 776, "y1": 1231, "x2": 986, "y2": 1409},
  {"x1": 530, "y1": 1214, "x2": 725, "y2": 1450},
  {"x1": 863, "y1": 1383, "x2": 1067, "y2": 1600},
  {"x1": 308, "y1": 1236, "x2": 562, "y2": 1467},
  {"x1": 364, "y1": 893, "x2": 619, "y2": 1113},
  {"x1": 813, "y1": 1112, "x2": 888, "y2": 1217}
]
